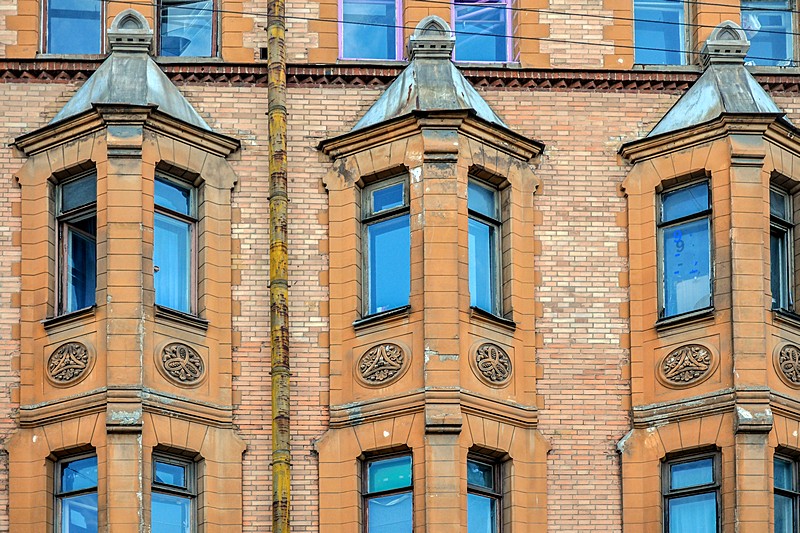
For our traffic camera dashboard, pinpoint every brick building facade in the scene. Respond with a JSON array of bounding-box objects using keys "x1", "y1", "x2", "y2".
[{"x1": 0, "y1": 0, "x2": 799, "y2": 532}]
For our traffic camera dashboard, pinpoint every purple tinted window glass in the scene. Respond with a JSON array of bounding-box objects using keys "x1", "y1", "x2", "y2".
[
  {"x1": 454, "y1": 0, "x2": 508, "y2": 62},
  {"x1": 342, "y1": 0, "x2": 397, "y2": 59}
]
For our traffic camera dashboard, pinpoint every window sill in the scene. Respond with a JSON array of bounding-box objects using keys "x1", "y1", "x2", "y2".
[
  {"x1": 655, "y1": 307, "x2": 714, "y2": 332},
  {"x1": 35, "y1": 53, "x2": 106, "y2": 60},
  {"x1": 155, "y1": 56, "x2": 223, "y2": 64},
  {"x1": 155, "y1": 305, "x2": 209, "y2": 331},
  {"x1": 353, "y1": 305, "x2": 411, "y2": 331},
  {"x1": 773, "y1": 308, "x2": 800, "y2": 329},
  {"x1": 336, "y1": 58, "x2": 409, "y2": 66},
  {"x1": 453, "y1": 60, "x2": 521, "y2": 69},
  {"x1": 470, "y1": 306, "x2": 516, "y2": 331},
  {"x1": 42, "y1": 305, "x2": 97, "y2": 331}
]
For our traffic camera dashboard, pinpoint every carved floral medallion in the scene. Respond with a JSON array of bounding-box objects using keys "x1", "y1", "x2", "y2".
[
  {"x1": 357, "y1": 343, "x2": 408, "y2": 386},
  {"x1": 776, "y1": 344, "x2": 800, "y2": 387},
  {"x1": 159, "y1": 342, "x2": 205, "y2": 386},
  {"x1": 471, "y1": 342, "x2": 512, "y2": 387},
  {"x1": 658, "y1": 344, "x2": 715, "y2": 388},
  {"x1": 47, "y1": 341, "x2": 94, "y2": 386}
]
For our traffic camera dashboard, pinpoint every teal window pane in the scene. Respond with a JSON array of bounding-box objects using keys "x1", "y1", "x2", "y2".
[
  {"x1": 469, "y1": 218, "x2": 496, "y2": 312},
  {"x1": 771, "y1": 189, "x2": 790, "y2": 220},
  {"x1": 775, "y1": 457, "x2": 794, "y2": 490},
  {"x1": 368, "y1": 456, "x2": 412, "y2": 493},
  {"x1": 662, "y1": 218, "x2": 711, "y2": 317},
  {"x1": 467, "y1": 459, "x2": 495, "y2": 490},
  {"x1": 372, "y1": 183, "x2": 404, "y2": 214},
  {"x1": 468, "y1": 181, "x2": 497, "y2": 219},
  {"x1": 61, "y1": 174, "x2": 96, "y2": 213},
  {"x1": 775, "y1": 493, "x2": 794, "y2": 533},
  {"x1": 367, "y1": 492, "x2": 412, "y2": 532},
  {"x1": 61, "y1": 456, "x2": 98, "y2": 492},
  {"x1": 154, "y1": 213, "x2": 192, "y2": 312},
  {"x1": 48, "y1": 0, "x2": 102, "y2": 54},
  {"x1": 156, "y1": 177, "x2": 193, "y2": 216},
  {"x1": 155, "y1": 461, "x2": 187, "y2": 489},
  {"x1": 670, "y1": 458, "x2": 713, "y2": 490},
  {"x1": 152, "y1": 492, "x2": 191, "y2": 533},
  {"x1": 467, "y1": 493, "x2": 497, "y2": 533},
  {"x1": 61, "y1": 493, "x2": 98, "y2": 533},
  {"x1": 661, "y1": 182, "x2": 708, "y2": 223},
  {"x1": 668, "y1": 492, "x2": 716, "y2": 533},
  {"x1": 66, "y1": 218, "x2": 97, "y2": 313},
  {"x1": 368, "y1": 214, "x2": 410, "y2": 314},
  {"x1": 771, "y1": 229, "x2": 790, "y2": 309}
]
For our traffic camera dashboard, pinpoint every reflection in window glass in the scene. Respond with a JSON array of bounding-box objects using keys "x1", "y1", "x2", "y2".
[
  {"x1": 341, "y1": 0, "x2": 398, "y2": 60},
  {"x1": 633, "y1": 0, "x2": 685, "y2": 65},
  {"x1": 658, "y1": 181, "x2": 711, "y2": 318},
  {"x1": 59, "y1": 173, "x2": 97, "y2": 315},
  {"x1": 770, "y1": 188, "x2": 793, "y2": 311},
  {"x1": 365, "y1": 456, "x2": 412, "y2": 533},
  {"x1": 467, "y1": 458, "x2": 499, "y2": 533},
  {"x1": 468, "y1": 180, "x2": 500, "y2": 314},
  {"x1": 152, "y1": 458, "x2": 194, "y2": 533},
  {"x1": 160, "y1": 0, "x2": 214, "y2": 57},
  {"x1": 743, "y1": 0, "x2": 792, "y2": 66},
  {"x1": 664, "y1": 456, "x2": 718, "y2": 533},
  {"x1": 775, "y1": 457, "x2": 799, "y2": 533},
  {"x1": 454, "y1": 0, "x2": 508, "y2": 62},
  {"x1": 154, "y1": 176, "x2": 195, "y2": 313},
  {"x1": 47, "y1": 0, "x2": 102, "y2": 54},
  {"x1": 58, "y1": 455, "x2": 99, "y2": 533}
]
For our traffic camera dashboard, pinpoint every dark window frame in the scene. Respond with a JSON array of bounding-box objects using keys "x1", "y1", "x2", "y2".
[
  {"x1": 468, "y1": 177, "x2": 503, "y2": 316},
  {"x1": 771, "y1": 185, "x2": 795, "y2": 312},
  {"x1": 55, "y1": 452, "x2": 99, "y2": 533},
  {"x1": 151, "y1": 453, "x2": 197, "y2": 533},
  {"x1": 467, "y1": 455, "x2": 502, "y2": 533},
  {"x1": 362, "y1": 453, "x2": 414, "y2": 532},
  {"x1": 775, "y1": 453, "x2": 800, "y2": 533},
  {"x1": 157, "y1": 0, "x2": 219, "y2": 58},
  {"x1": 662, "y1": 452, "x2": 720, "y2": 533},
  {"x1": 56, "y1": 171, "x2": 97, "y2": 316},
  {"x1": 42, "y1": 0, "x2": 105, "y2": 55}
]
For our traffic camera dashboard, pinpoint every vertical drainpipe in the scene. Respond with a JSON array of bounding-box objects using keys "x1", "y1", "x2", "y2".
[{"x1": 267, "y1": 0, "x2": 291, "y2": 529}]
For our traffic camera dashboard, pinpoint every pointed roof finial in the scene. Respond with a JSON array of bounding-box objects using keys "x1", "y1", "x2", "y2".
[
  {"x1": 408, "y1": 16, "x2": 455, "y2": 60},
  {"x1": 107, "y1": 9, "x2": 153, "y2": 54},
  {"x1": 700, "y1": 21, "x2": 749, "y2": 68}
]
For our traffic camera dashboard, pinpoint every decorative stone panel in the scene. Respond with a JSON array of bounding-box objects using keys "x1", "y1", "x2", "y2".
[
  {"x1": 656, "y1": 344, "x2": 717, "y2": 389},
  {"x1": 46, "y1": 341, "x2": 95, "y2": 387},
  {"x1": 775, "y1": 343, "x2": 800, "y2": 388},
  {"x1": 355, "y1": 342, "x2": 410, "y2": 387},
  {"x1": 470, "y1": 342, "x2": 513, "y2": 387},
  {"x1": 157, "y1": 342, "x2": 206, "y2": 387}
]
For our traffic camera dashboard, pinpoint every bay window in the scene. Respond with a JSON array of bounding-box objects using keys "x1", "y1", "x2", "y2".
[
  {"x1": 154, "y1": 175, "x2": 196, "y2": 314},
  {"x1": 364, "y1": 455, "x2": 413, "y2": 532},
  {"x1": 663, "y1": 454, "x2": 719, "y2": 533},
  {"x1": 58, "y1": 172, "x2": 97, "y2": 315},
  {"x1": 56, "y1": 454, "x2": 98, "y2": 533},
  {"x1": 363, "y1": 178, "x2": 410, "y2": 316},
  {"x1": 468, "y1": 179, "x2": 501, "y2": 314},
  {"x1": 658, "y1": 180, "x2": 712, "y2": 319}
]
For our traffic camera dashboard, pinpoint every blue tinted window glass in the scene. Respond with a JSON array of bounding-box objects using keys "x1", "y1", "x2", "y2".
[
  {"x1": 61, "y1": 174, "x2": 96, "y2": 213},
  {"x1": 469, "y1": 218, "x2": 496, "y2": 312},
  {"x1": 468, "y1": 181, "x2": 497, "y2": 219},
  {"x1": 776, "y1": 493, "x2": 794, "y2": 533},
  {"x1": 668, "y1": 492, "x2": 716, "y2": 533},
  {"x1": 662, "y1": 218, "x2": 711, "y2": 317},
  {"x1": 467, "y1": 493, "x2": 497, "y2": 533},
  {"x1": 368, "y1": 455, "x2": 412, "y2": 493},
  {"x1": 62, "y1": 493, "x2": 98, "y2": 533},
  {"x1": 152, "y1": 492, "x2": 191, "y2": 533},
  {"x1": 368, "y1": 214, "x2": 410, "y2": 314},
  {"x1": 155, "y1": 178, "x2": 192, "y2": 216},
  {"x1": 771, "y1": 189, "x2": 789, "y2": 220},
  {"x1": 155, "y1": 213, "x2": 192, "y2": 312},
  {"x1": 61, "y1": 456, "x2": 98, "y2": 492},
  {"x1": 670, "y1": 458, "x2": 713, "y2": 490},
  {"x1": 661, "y1": 182, "x2": 709, "y2": 223},
  {"x1": 160, "y1": 0, "x2": 213, "y2": 57},
  {"x1": 367, "y1": 492, "x2": 412, "y2": 533},
  {"x1": 772, "y1": 229, "x2": 790, "y2": 309},
  {"x1": 66, "y1": 218, "x2": 97, "y2": 313},
  {"x1": 454, "y1": 0, "x2": 507, "y2": 62},
  {"x1": 372, "y1": 183, "x2": 405, "y2": 214},
  {"x1": 467, "y1": 460, "x2": 494, "y2": 490},
  {"x1": 48, "y1": 0, "x2": 102, "y2": 54},
  {"x1": 775, "y1": 457, "x2": 794, "y2": 491},
  {"x1": 342, "y1": 0, "x2": 397, "y2": 60},
  {"x1": 743, "y1": 1, "x2": 792, "y2": 66},
  {"x1": 155, "y1": 461, "x2": 187, "y2": 489},
  {"x1": 634, "y1": 0, "x2": 685, "y2": 65}
]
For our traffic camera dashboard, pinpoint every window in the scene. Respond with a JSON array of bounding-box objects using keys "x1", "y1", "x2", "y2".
[
  {"x1": 363, "y1": 455, "x2": 413, "y2": 532},
  {"x1": 154, "y1": 175, "x2": 196, "y2": 314},
  {"x1": 158, "y1": 0, "x2": 215, "y2": 57},
  {"x1": 771, "y1": 187, "x2": 794, "y2": 311},
  {"x1": 58, "y1": 172, "x2": 97, "y2": 315},
  {"x1": 340, "y1": 0, "x2": 400, "y2": 60},
  {"x1": 743, "y1": 0, "x2": 793, "y2": 66},
  {"x1": 467, "y1": 457, "x2": 501, "y2": 533},
  {"x1": 454, "y1": 0, "x2": 510, "y2": 62},
  {"x1": 56, "y1": 454, "x2": 98, "y2": 533},
  {"x1": 633, "y1": 0, "x2": 686, "y2": 65},
  {"x1": 658, "y1": 181, "x2": 712, "y2": 319},
  {"x1": 663, "y1": 454, "x2": 719, "y2": 533},
  {"x1": 45, "y1": 0, "x2": 103, "y2": 54},
  {"x1": 775, "y1": 455, "x2": 800, "y2": 533},
  {"x1": 468, "y1": 180, "x2": 501, "y2": 314},
  {"x1": 152, "y1": 455, "x2": 196, "y2": 533},
  {"x1": 363, "y1": 178, "x2": 410, "y2": 315}
]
